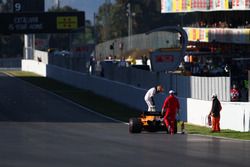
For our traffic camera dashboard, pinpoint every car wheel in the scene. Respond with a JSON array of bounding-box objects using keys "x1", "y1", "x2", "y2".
[{"x1": 129, "y1": 118, "x2": 142, "y2": 133}]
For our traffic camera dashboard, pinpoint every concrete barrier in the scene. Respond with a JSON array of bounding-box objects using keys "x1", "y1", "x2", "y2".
[
  {"x1": 22, "y1": 60, "x2": 250, "y2": 132},
  {"x1": 186, "y1": 98, "x2": 250, "y2": 132},
  {"x1": 22, "y1": 60, "x2": 47, "y2": 77}
]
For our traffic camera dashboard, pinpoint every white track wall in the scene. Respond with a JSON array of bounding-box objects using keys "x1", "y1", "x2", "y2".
[
  {"x1": 22, "y1": 60, "x2": 46, "y2": 77},
  {"x1": 22, "y1": 60, "x2": 250, "y2": 132},
  {"x1": 186, "y1": 99, "x2": 250, "y2": 132}
]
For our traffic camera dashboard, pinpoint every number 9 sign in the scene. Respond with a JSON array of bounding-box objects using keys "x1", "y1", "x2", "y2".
[{"x1": 14, "y1": 2, "x2": 22, "y2": 12}]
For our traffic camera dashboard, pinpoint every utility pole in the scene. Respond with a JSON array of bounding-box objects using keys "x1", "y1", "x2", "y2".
[
  {"x1": 94, "y1": 12, "x2": 98, "y2": 58},
  {"x1": 54, "y1": 0, "x2": 60, "y2": 9},
  {"x1": 127, "y1": 3, "x2": 132, "y2": 50},
  {"x1": 126, "y1": 2, "x2": 135, "y2": 50}
]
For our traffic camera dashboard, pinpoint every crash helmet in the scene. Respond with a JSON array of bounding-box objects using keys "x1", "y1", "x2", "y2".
[
  {"x1": 169, "y1": 90, "x2": 175, "y2": 94},
  {"x1": 212, "y1": 93, "x2": 217, "y2": 98},
  {"x1": 157, "y1": 85, "x2": 164, "y2": 92}
]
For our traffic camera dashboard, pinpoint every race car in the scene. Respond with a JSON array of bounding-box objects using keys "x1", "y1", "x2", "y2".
[{"x1": 129, "y1": 111, "x2": 178, "y2": 133}]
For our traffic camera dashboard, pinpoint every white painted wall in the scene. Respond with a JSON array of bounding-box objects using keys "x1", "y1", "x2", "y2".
[
  {"x1": 186, "y1": 99, "x2": 250, "y2": 132},
  {"x1": 22, "y1": 60, "x2": 46, "y2": 77},
  {"x1": 21, "y1": 60, "x2": 250, "y2": 132},
  {"x1": 34, "y1": 50, "x2": 49, "y2": 64}
]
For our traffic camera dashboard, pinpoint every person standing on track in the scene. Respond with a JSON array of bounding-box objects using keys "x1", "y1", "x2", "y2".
[
  {"x1": 144, "y1": 85, "x2": 164, "y2": 112},
  {"x1": 209, "y1": 93, "x2": 222, "y2": 132},
  {"x1": 161, "y1": 90, "x2": 180, "y2": 135}
]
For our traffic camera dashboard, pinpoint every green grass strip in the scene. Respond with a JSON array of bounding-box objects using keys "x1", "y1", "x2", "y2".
[
  {"x1": 3, "y1": 71, "x2": 250, "y2": 140},
  {"x1": 4, "y1": 71, "x2": 139, "y2": 122},
  {"x1": 186, "y1": 124, "x2": 250, "y2": 140}
]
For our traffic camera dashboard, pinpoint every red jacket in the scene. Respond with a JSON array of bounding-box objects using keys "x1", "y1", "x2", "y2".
[
  {"x1": 230, "y1": 88, "x2": 239, "y2": 101},
  {"x1": 162, "y1": 95, "x2": 180, "y2": 116}
]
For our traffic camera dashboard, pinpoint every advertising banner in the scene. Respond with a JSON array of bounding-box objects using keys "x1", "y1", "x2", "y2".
[
  {"x1": 232, "y1": 0, "x2": 244, "y2": 9},
  {"x1": 214, "y1": 0, "x2": 227, "y2": 10},
  {"x1": 161, "y1": 0, "x2": 172, "y2": 13},
  {"x1": 184, "y1": 27, "x2": 250, "y2": 44},
  {"x1": 161, "y1": 0, "x2": 250, "y2": 12},
  {"x1": 246, "y1": 0, "x2": 250, "y2": 8}
]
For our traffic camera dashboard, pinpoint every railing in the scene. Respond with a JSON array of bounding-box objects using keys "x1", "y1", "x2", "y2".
[{"x1": 101, "y1": 63, "x2": 231, "y2": 101}]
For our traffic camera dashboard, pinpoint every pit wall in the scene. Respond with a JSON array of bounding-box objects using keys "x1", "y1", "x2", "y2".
[{"x1": 22, "y1": 60, "x2": 250, "y2": 132}]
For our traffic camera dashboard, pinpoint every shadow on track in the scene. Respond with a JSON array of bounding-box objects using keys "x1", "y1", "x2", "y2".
[{"x1": 0, "y1": 73, "x2": 138, "y2": 123}]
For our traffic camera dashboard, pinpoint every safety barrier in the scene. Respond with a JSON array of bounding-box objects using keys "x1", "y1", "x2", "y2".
[{"x1": 187, "y1": 99, "x2": 250, "y2": 132}]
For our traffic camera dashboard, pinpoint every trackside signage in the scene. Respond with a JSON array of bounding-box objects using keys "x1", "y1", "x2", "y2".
[
  {"x1": 0, "y1": 12, "x2": 85, "y2": 34},
  {"x1": 150, "y1": 50, "x2": 182, "y2": 72},
  {"x1": 155, "y1": 54, "x2": 174, "y2": 62},
  {"x1": 147, "y1": 27, "x2": 188, "y2": 72}
]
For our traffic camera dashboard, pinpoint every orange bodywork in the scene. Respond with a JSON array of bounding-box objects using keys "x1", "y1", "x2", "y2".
[{"x1": 140, "y1": 115, "x2": 161, "y2": 126}]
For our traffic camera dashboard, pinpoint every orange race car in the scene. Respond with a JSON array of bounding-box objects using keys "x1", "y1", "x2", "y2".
[{"x1": 129, "y1": 111, "x2": 182, "y2": 134}]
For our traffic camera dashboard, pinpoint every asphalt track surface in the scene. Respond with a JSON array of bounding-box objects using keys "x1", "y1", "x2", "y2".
[{"x1": 0, "y1": 72, "x2": 249, "y2": 167}]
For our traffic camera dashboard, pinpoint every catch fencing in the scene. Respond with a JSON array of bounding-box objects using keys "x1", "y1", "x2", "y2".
[{"x1": 101, "y1": 63, "x2": 231, "y2": 101}]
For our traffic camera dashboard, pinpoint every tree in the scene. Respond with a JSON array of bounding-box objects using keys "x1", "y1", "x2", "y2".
[
  {"x1": 95, "y1": 0, "x2": 181, "y2": 42},
  {"x1": 0, "y1": 35, "x2": 23, "y2": 58},
  {"x1": 95, "y1": 2, "x2": 113, "y2": 42},
  {"x1": 95, "y1": 0, "x2": 161, "y2": 41},
  {"x1": 47, "y1": 5, "x2": 78, "y2": 12},
  {"x1": 0, "y1": 0, "x2": 12, "y2": 12}
]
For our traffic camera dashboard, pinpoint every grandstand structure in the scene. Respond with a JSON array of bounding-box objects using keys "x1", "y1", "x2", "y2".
[{"x1": 161, "y1": 0, "x2": 250, "y2": 88}]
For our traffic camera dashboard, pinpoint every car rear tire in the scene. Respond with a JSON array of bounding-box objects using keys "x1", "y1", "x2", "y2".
[{"x1": 129, "y1": 118, "x2": 142, "y2": 133}]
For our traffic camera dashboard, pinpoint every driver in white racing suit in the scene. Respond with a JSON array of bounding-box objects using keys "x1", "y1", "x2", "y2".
[{"x1": 144, "y1": 85, "x2": 164, "y2": 112}]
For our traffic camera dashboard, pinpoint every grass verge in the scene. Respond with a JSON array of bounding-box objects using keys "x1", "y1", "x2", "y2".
[{"x1": 3, "y1": 70, "x2": 250, "y2": 140}]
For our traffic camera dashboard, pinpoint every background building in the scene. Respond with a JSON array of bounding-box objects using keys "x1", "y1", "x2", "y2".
[{"x1": 161, "y1": 0, "x2": 249, "y2": 94}]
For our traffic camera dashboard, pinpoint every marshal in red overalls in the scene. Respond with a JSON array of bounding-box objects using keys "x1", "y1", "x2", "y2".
[{"x1": 161, "y1": 90, "x2": 180, "y2": 135}]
